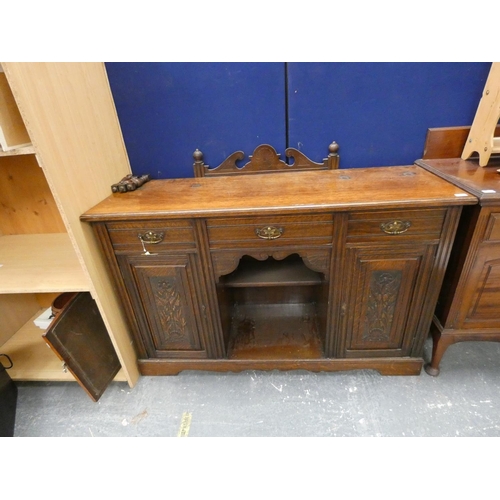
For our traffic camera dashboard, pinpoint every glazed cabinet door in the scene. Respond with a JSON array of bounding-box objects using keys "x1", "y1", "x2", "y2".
[
  {"x1": 337, "y1": 243, "x2": 437, "y2": 358},
  {"x1": 117, "y1": 254, "x2": 210, "y2": 359}
]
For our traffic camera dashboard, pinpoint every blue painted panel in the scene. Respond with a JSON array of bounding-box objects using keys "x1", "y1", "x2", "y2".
[
  {"x1": 287, "y1": 62, "x2": 492, "y2": 168},
  {"x1": 105, "y1": 63, "x2": 286, "y2": 178}
]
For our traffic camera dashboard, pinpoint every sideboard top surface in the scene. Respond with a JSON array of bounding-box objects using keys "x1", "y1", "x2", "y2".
[
  {"x1": 81, "y1": 165, "x2": 477, "y2": 221},
  {"x1": 415, "y1": 157, "x2": 500, "y2": 203}
]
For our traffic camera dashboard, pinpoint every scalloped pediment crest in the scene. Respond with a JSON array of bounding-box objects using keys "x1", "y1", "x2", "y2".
[{"x1": 193, "y1": 142, "x2": 339, "y2": 177}]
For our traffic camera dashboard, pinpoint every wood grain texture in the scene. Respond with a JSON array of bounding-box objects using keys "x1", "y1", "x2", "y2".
[
  {"x1": 1, "y1": 307, "x2": 126, "y2": 383},
  {"x1": 415, "y1": 158, "x2": 500, "y2": 203},
  {"x1": 2, "y1": 63, "x2": 139, "y2": 387},
  {"x1": 43, "y1": 292, "x2": 121, "y2": 401},
  {"x1": 138, "y1": 357, "x2": 424, "y2": 376},
  {"x1": 193, "y1": 142, "x2": 339, "y2": 177},
  {"x1": 419, "y1": 156, "x2": 500, "y2": 375},
  {"x1": 84, "y1": 162, "x2": 474, "y2": 376},
  {"x1": 341, "y1": 242, "x2": 436, "y2": 358},
  {"x1": 423, "y1": 125, "x2": 500, "y2": 160},
  {"x1": 0, "y1": 234, "x2": 88, "y2": 293},
  {"x1": 461, "y1": 63, "x2": 500, "y2": 166},
  {"x1": 117, "y1": 254, "x2": 208, "y2": 358},
  {"x1": 0, "y1": 72, "x2": 31, "y2": 150},
  {"x1": 0, "y1": 145, "x2": 35, "y2": 157},
  {"x1": 0, "y1": 294, "x2": 39, "y2": 345},
  {"x1": 0, "y1": 154, "x2": 66, "y2": 235},
  {"x1": 82, "y1": 166, "x2": 476, "y2": 222}
]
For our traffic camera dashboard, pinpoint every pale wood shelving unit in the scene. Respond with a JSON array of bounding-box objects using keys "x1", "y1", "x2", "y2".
[{"x1": 0, "y1": 63, "x2": 139, "y2": 387}]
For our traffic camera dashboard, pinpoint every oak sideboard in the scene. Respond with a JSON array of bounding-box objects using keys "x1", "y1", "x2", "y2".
[{"x1": 81, "y1": 160, "x2": 476, "y2": 376}]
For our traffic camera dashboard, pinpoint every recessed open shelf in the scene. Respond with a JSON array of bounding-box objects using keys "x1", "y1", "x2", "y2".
[
  {"x1": 227, "y1": 302, "x2": 324, "y2": 359},
  {"x1": 217, "y1": 254, "x2": 328, "y2": 360},
  {"x1": 220, "y1": 254, "x2": 323, "y2": 287}
]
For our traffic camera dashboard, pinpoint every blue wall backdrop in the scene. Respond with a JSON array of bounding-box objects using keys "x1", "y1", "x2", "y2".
[
  {"x1": 286, "y1": 62, "x2": 492, "y2": 167},
  {"x1": 105, "y1": 62, "x2": 286, "y2": 178},
  {"x1": 105, "y1": 62, "x2": 492, "y2": 177}
]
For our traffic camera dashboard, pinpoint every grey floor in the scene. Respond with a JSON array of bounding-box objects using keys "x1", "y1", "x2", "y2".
[{"x1": 10, "y1": 336, "x2": 500, "y2": 437}]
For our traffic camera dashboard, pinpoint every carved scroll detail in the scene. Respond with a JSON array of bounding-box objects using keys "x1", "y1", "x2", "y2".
[
  {"x1": 193, "y1": 141, "x2": 339, "y2": 177},
  {"x1": 212, "y1": 253, "x2": 242, "y2": 280},
  {"x1": 363, "y1": 271, "x2": 402, "y2": 342},
  {"x1": 244, "y1": 144, "x2": 289, "y2": 172},
  {"x1": 285, "y1": 141, "x2": 339, "y2": 170},
  {"x1": 211, "y1": 249, "x2": 330, "y2": 281},
  {"x1": 247, "y1": 251, "x2": 288, "y2": 261},
  {"x1": 300, "y1": 250, "x2": 330, "y2": 275}
]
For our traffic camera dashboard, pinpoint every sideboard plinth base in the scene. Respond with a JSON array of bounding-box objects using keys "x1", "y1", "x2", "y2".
[{"x1": 138, "y1": 357, "x2": 424, "y2": 377}]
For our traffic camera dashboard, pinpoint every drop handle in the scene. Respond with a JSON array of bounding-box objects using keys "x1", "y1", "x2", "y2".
[
  {"x1": 255, "y1": 226, "x2": 284, "y2": 240},
  {"x1": 138, "y1": 231, "x2": 164, "y2": 255},
  {"x1": 380, "y1": 220, "x2": 411, "y2": 235}
]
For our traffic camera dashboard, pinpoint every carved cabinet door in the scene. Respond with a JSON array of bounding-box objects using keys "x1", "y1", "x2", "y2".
[
  {"x1": 337, "y1": 243, "x2": 437, "y2": 358},
  {"x1": 117, "y1": 254, "x2": 210, "y2": 359}
]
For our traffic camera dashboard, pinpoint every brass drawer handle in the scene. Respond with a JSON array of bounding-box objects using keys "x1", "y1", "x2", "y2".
[
  {"x1": 380, "y1": 220, "x2": 411, "y2": 235},
  {"x1": 138, "y1": 231, "x2": 165, "y2": 244},
  {"x1": 255, "y1": 226, "x2": 284, "y2": 240},
  {"x1": 138, "y1": 231, "x2": 164, "y2": 255}
]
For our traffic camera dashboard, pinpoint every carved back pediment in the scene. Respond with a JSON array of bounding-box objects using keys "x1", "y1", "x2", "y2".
[{"x1": 193, "y1": 142, "x2": 339, "y2": 177}]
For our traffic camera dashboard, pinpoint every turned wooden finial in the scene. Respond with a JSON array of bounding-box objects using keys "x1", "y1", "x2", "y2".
[
  {"x1": 328, "y1": 141, "x2": 339, "y2": 156},
  {"x1": 193, "y1": 149, "x2": 206, "y2": 177},
  {"x1": 193, "y1": 149, "x2": 204, "y2": 162},
  {"x1": 327, "y1": 141, "x2": 340, "y2": 169}
]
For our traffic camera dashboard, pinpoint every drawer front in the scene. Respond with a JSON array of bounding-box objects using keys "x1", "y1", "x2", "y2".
[
  {"x1": 347, "y1": 208, "x2": 446, "y2": 243},
  {"x1": 456, "y1": 243, "x2": 500, "y2": 329},
  {"x1": 207, "y1": 214, "x2": 333, "y2": 249},
  {"x1": 106, "y1": 220, "x2": 196, "y2": 253},
  {"x1": 483, "y1": 212, "x2": 500, "y2": 242}
]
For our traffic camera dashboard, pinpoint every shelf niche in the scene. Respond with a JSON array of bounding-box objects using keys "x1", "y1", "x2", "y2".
[{"x1": 217, "y1": 254, "x2": 329, "y2": 360}]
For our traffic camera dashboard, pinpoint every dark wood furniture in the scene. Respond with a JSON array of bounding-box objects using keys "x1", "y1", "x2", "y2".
[
  {"x1": 415, "y1": 126, "x2": 500, "y2": 375},
  {"x1": 416, "y1": 140, "x2": 500, "y2": 375},
  {"x1": 193, "y1": 142, "x2": 339, "y2": 177},
  {"x1": 81, "y1": 145, "x2": 476, "y2": 376},
  {"x1": 43, "y1": 292, "x2": 121, "y2": 401},
  {"x1": 422, "y1": 125, "x2": 500, "y2": 161}
]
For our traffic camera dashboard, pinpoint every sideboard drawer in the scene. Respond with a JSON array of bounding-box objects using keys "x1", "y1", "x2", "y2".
[
  {"x1": 347, "y1": 208, "x2": 446, "y2": 242},
  {"x1": 483, "y1": 212, "x2": 500, "y2": 242},
  {"x1": 207, "y1": 214, "x2": 333, "y2": 249},
  {"x1": 106, "y1": 220, "x2": 196, "y2": 253}
]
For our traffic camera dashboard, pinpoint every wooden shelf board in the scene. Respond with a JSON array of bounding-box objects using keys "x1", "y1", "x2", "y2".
[
  {"x1": 222, "y1": 257, "x2": 323, "y2": 287},
  {"x1": 0, "y1": 145, "x2": 35, "y2": 156},
  {"x1": 0, "y1": 233, "x2": 89, "y2": 293},
  {"x1": 227, "y1": 303, "x2": 324, "y2": 360},
  {"x1": 1, "y1": 308, "x2": 126, "y2": 382}
]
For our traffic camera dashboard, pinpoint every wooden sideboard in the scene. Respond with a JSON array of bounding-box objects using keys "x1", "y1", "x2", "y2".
[
  {"x1": 415, "y1": 156, "x2": 500, "y2": 375},
  {"x1": 81, "y1": 163, "x2": 476, "y2": 376}
]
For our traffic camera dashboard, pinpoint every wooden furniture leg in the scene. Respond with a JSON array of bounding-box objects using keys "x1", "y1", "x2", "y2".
[{"x1": 424, "y1": 322, "x2": 456, "y2": 376}]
